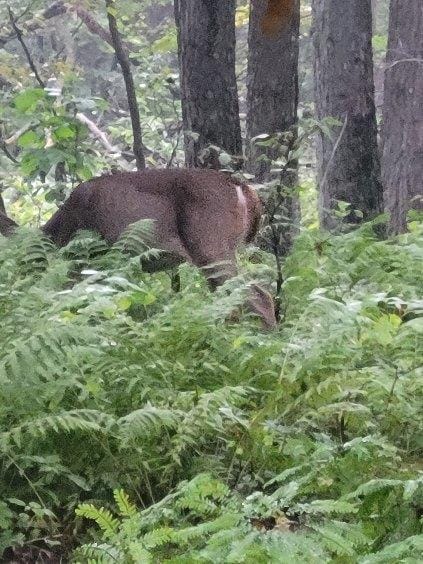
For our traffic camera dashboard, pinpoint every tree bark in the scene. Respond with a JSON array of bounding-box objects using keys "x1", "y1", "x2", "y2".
[
  {"x1": 174, "y1": 0, "x2": 242, "y2": 168},
  {"x1": 246, "y1": 0, "x2": 300, "y2": 313},
  {"x1": 0, "y1": 194, "x2": 17, "y2": 237},
  {"x1": 246, "y1": 0, "x2": 300, "y2": 181},
  {"x1": 382, "y1": 0, "x2": 423, "y2": 234},
  {"x1": 312, "y1": 0, "x2": 382, "y2": 229}
]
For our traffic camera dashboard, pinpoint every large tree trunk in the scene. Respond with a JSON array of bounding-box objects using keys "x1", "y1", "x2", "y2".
[
  {"x1": 174, "y1": 0, "x2": 242, "y2": 168},
  {"x1": 246, "y1": 0, "x2": 300, "y2": 315},
  {"x1": 382, "y1": 0, "x2": 423, "y2": 234},
  {"x1": 246, "y1": 0, "x2": 300, "y2": 180},
  {"x1": 312, "y1": 0, "x2": 382, "y2": 229}
]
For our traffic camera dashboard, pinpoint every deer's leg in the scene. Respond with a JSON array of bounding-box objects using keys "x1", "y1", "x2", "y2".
[
  {"x1": 178, "y1": 202, "x2": 276, "y2": 329},
  {"x1": 170, "y1": 270, "x2": 181, "y2": 293},
  {"x1": 177, "y1": 214, "x2": 238, "y2": 289}
]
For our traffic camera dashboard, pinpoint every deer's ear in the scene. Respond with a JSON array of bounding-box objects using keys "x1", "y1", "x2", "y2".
[
  {"x1": 246, "y1": 284, "x2": 277, "y2": 330},
  {"x1": 260, "y1": 0, "x2": 295, "y2": 38}
]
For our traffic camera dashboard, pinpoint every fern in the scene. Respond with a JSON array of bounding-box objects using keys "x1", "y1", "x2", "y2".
[
  {"x1": 359, "y1": 534, "x2": 423, "y2": 563},
  {"x1": 75, "y1": 505, "x2": 119, "y2": 538},
  {"x1": 113, "y1": 219, "x2": 156, "y2": 255},
  {"x1": 0, "y1": 221, "x2": 421, "y2": 560},
  {"x1": 116, "y1": 405, "x2": 180, "y2": 441},
  {"x1": 1, "y1": 410, "x2": 115, "y2": 449},
  {"x1": 113, "y1": 490, "x2": 137, "y2": 519}
]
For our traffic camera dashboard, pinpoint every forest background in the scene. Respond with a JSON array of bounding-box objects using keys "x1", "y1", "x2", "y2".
[{"x1": 0, "y1": 0, "x2": 422, "y2": 562}]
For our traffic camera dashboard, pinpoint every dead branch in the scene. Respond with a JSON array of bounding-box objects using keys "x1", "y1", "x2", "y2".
[
  {"x1": 8, "y1": 7, "x2": 45, "y2": 88},
  {"x1": 1, "y1": 1, "x2": 132, "y2": 56},
  {"x1": 75, "y1": 112, "x2": 120, "y2": 154},
  {"x1": 4, "y1": 123, "x2": 32, "y2": 145}
]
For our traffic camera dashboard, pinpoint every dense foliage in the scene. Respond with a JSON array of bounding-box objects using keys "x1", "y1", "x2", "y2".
[
  {"x1": 0, "y1": 217, "x2": 421, "y2": 561},
  {"x1": 0, "y1": 1, "x2": 421, "y2": 561}
]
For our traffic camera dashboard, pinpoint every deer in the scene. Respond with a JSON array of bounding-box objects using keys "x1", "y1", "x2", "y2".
[{"x1": 0, "y1": 169, "x2": 277, "y2": 329}]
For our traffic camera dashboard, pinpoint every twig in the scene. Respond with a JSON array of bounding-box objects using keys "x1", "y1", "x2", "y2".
[
  {"x1": 166, "y1": 125, "x2": 182, "y2": 168},
  {"x1": 1, "y1": 1, "x2": 133, "y2": 55},
  {"x1": 8, "y1": 6, "x2": 45, "y2": 88},
  {"x1": 0, "y1": 141, "x2": 18, "y2": 163},
  {"x1": 4, "y1": 123, "x2": 32, "y2": 145},
  {"x1": 385, "y1": 57, "x2": 423, "y2": 71},
  {"x1": 75, "y1": 112, "x2": 120, "y2": 154},
  {"x1": 319, "y1": 114, "x2": 348, "y2": 193},
  {"x1": 71, "y1": 4, "x2": 131, "y2": 53},
  {"x1": 106, "y1": 0, "x2": 145, "y2": 170}
]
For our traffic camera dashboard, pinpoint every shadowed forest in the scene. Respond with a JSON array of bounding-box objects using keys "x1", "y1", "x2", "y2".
[{"x1": 0, "y1": 1, "x2": 422, "y2": 562}]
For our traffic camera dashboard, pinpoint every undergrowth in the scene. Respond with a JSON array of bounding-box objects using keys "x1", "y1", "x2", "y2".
[{"x1": 0, "y1": 218, "x2": 422, "y2": 562}]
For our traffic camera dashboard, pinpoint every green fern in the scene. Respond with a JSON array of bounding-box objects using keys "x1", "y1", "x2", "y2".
[
  {"x1": 113, "y1": 490, "x2": 137, "y2": 519},
  {"x1": 75, "y1": 505, "x2": 119, "y2": 538}
]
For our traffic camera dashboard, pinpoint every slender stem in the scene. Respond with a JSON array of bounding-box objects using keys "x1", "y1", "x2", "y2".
[
  {"x1": 105, "y1": 0, "x2": 145, "y2": 170},
  {"x1": 8, "y1": 7, "x2": 45, "y2": 88}
]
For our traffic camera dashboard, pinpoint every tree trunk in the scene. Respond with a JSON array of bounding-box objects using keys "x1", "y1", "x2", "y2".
[
  {"x1": 0, "y1": 194, "x2": 17, "y2": 237},
  {"x1": 246, "y1": 1, "x2": 300, "y2": 316},
  {"x1": 246, "y1": 0, "x2": 300, "y2": 181},
  {"x1": 174, "y1": 0, "x2": 242, "y2": 168},
  {"x1": 382, "y1": 0, "x2": 423, "y2": 234},
  {"x1": 106, "y1": 0, "x2": 145, "y2": 170},
  {"x1": 312, "y1": 0, "x2": 382, "y2": 229}
]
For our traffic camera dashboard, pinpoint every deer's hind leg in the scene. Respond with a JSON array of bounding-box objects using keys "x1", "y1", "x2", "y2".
[
  {"x1": 177, "y1": 198, "x2": 240, "y2": 289},
  {"x1": 177, "y1": 195, "x2": 276, "y2": 329}
]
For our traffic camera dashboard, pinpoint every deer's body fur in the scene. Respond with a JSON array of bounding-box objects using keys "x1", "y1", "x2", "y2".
[{"x1": 6, "y1": 169, "x2": 277, "y2": 328}]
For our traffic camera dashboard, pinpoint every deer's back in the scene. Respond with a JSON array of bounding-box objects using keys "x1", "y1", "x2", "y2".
[{"x1": 43, "y1": 169, "x2": 261, "y2": 248}]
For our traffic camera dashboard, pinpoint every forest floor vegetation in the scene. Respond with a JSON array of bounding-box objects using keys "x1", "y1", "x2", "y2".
[{"x1": 0, "y1": 216, "x2": 422, "y2": 562}]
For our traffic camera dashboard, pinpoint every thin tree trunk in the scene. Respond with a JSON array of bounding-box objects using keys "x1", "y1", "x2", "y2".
[
  {"x1": 174, "y1": 0, "x2": 242, "y2": 168},
  {"x1": 382, "y1": 0, "x2": 423, "y2": 234},
  {"x1": 312, "y1": 0, "x2": 382, "y2": 229},
  {"x1": 246, "y1": 0, "x2": 300, "y2": 255},
  {"x1": 106, "y1": 0, "x2": 145, "y2": 170}
]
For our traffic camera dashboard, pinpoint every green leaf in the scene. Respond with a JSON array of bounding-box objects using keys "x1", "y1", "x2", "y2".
[
  {"x1": 53, "y1": 124, "x2": 76, "y2": 141},
  {"x1": 13, "y1": 88, "x2": 45, "y2": 112},
  {"x1": 17, "y1": 130, "x2": 41, "y2": 148}
]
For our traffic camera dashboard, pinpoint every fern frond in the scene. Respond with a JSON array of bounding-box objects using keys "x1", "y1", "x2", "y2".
[
  {"x1": 359, "y1": 534, "x2": 423, "y2": 563},
  {"x1": 113, "y1": 489, "x2": 137, "y2": 519},
  {"x1": 171, "y1": 386, "x2": 250, "y2": 461},
  {"x1": 0, "y1": 323, "x2": 99, "y2": 384},
  {"x1": 345, "y1": 477, "x2": 423, "y2": 500},
  {"x1": 141, "y1": 526, "x2": 174, "y2": 549},
  {"x1": 1, "y1": 409, "x2": 115, "y2": 449},
  {"x1": 311, "y1": 520, "x2": 369, "y2": 557},
  {"x1": 117, "y1": 405, "x2": 181, "y2": 440},
  {"x1": 292, "y1": 499, "x2": 358, "y2": 516},
  {"x1": 73, "y1": 541, "x2": 123, "y2": 563},
  {"x1": 75, "y1": 505, "x2": 119, "y2": 538},
  {"x1": 114, "y1": 219, "x2": 156, "y2": 255}
]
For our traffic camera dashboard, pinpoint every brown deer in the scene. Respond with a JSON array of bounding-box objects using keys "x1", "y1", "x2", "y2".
[{"x1": 1, "y1": 169, "x2": 276, "y2": 328}]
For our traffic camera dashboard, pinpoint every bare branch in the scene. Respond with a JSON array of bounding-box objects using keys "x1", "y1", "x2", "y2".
[
  {"x1": 8, "y1": 7, "x2": 45, "y2": 88},
  {"x1": 1, "y1": 1, "x2": 132, "y2": 56},
  {"x1": 385, "y1": 57, "x2": 423, "y2": 71},
  {"x1": 4, "y1": 123, "x2": 32, "y2": 145},
  {"x1": 70, "y1": 4, "x2": 121, "y2": 50},
  {"x1": 0, "y1": 141, "x2": 18, "y2": 163},
  {"x1": 75, "y1": 112, "x2": 120, "y2": 154}
]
